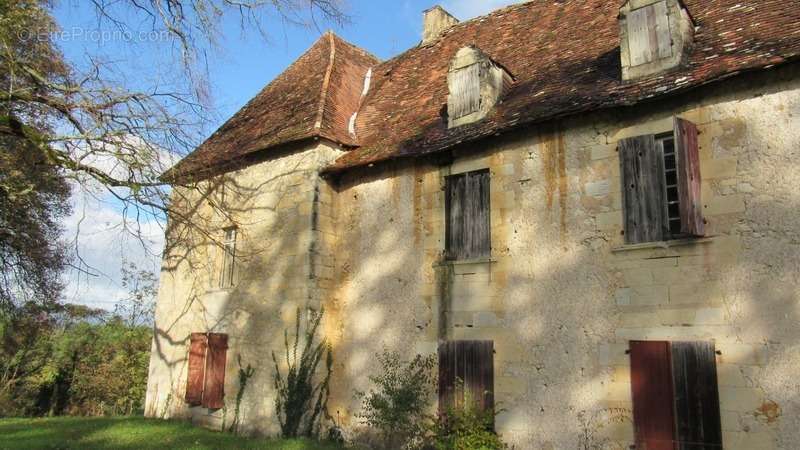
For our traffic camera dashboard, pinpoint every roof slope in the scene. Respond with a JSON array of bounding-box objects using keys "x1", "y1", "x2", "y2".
[
  {"x1": 326, "y1": 0, "x2": 800, "y2": 173},
  {"x1": 165, "y1": 32, "x2": 379, "y2": 180}
]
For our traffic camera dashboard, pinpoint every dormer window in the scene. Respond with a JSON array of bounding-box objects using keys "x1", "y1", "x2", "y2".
[
  {"x1": 619, "y1": 0, "x2": 694, "y2": 81},
  {"x1": 447, "y1": 46, "x2": 512, "y2": 128}
]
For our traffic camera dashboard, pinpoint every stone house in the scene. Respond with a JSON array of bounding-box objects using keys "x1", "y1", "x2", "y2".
[{"x1": 145, "y1": 1, "x2": 800, "y2": 448}]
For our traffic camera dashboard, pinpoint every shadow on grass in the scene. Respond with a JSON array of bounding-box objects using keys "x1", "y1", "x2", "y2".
[{"x1": 0, "y1": 417, "x2": 345, "y2": 450}]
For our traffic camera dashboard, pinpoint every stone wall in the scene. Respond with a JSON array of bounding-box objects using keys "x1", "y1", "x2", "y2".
[
  {"x1": 144, "y1": 140, "x2": 344, "y2": 434},
  {"x1": 146, "y1": 65, "x2": 800, "y2": 448},
  {"x1": 327, "y1": 65, "x2": 800, "y2": 449}
]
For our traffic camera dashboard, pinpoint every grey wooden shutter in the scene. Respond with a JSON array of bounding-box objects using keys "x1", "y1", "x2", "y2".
[
  {"x1": 674, "y1": 118, "x2": 705, "y2": 237},
  {"x1": 438, "y1": 340, "x2": 494, "y2": 416},
  {"x1": 446, "y1": 170, "x2": 490, "y2": 260},
  {"x1": 450, "y1": 64, "x2": 481, "y2": 119},
  {"x1": 627, "y1": 1, "x2": 672, "y2": 66},
  {"x1": 630, "y1": 341, "x2": 677, "y2": 450},
  {"x1": 671, "y1": 342, "x2": 723, "y2": 450},
  {"x1": 620, "y1": 135, "x2": 667, "y2": 244}
]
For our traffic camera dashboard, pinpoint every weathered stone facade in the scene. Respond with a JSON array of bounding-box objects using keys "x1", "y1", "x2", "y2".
[
  {"x1": 147, "y1": 62, "x2": 800, "y2": 449},
  {"x1": 145, "y1": 140, "x2": 344, "y2": 432}
]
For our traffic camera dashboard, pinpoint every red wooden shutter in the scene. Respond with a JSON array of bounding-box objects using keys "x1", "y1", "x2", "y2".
[
  {"x1": 619, "y1": 135, "x2": 668, "y2": 244},
  {"x1": 185, "y1": 333, "x2": 208, "y2": 406},
  {"x1": 674, "y1": 118, "x2": 705, "y2": 237},
  {"x1": 671, "y1": 342, "x2": 723, "y2": 450},
  {"x1": 438, "y1": 341, "x2": 494, "y2": 415},
  {"x1": 202, "y1": 333, "x2": 228, "y2": 409},
  {"x1": 630, "y1": 341, "x2": 676, "y2": 450}
]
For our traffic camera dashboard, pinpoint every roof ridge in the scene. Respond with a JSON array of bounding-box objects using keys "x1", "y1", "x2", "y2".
[
  {"x1": 368, "y1": 2, "x2": 535, "y2": 73},
  {"x1": 446, "y1": 1, "x2": 532, "y2": 30},
  {"x1": 328, "y1": 31, "x2": 382, "y2": 64},
  {"x1": 314, "y1": 32, "x2": 337, "y2": 130}
]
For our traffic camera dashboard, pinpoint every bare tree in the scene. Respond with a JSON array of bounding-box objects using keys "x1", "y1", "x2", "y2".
[{"x1": 0, "y1": 0, "x2": 349, "y2": 307}]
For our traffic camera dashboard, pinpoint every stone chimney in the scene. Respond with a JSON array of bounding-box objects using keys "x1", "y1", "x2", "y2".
[{"x1": 423, "y1": 6, "x2": 459, "y2": 44}]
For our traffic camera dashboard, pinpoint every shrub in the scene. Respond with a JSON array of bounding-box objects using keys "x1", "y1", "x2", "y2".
[
  {"x1": 272, "y1": 308, "x2": 332, "y2": 438},
  {"x1": 357, "y1": 351, "x2": 436, "y2": 449},
  {"x1": 429, "y1": 386, "x2": 506, "y2": 450}
]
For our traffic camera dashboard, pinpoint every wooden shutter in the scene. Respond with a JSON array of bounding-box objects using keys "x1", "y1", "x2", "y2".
[
  {"x1": 185, "y1": 333, "x2": 208, "y2": 406},
  {"x1": 671, "y1": 342, "x2": 723, "y2": 450},
  {"x1": 627, "y1": 1, "x2": 672, "y2": 67},
  {"x1": 620, "y1": 135, "x2": 667, "y2": 244},
  {"x1": 438, "y1": 340, "x2": 494, "y2": 415},
  {"x1": 674, "y1": 118, "x2": 705, "y2": 237},
  {"x1": 202, "y1": 333, "x2": 228, "y2": 409},
  {"x1": 450, "y1": 63, "x2": 481, "y2": 119},
  {"x1": 630, "y1": 341, "x2": 676, "y2": 450},
  {"x1": 446, "y1": 170, "x2": 491, "y2": 260}
]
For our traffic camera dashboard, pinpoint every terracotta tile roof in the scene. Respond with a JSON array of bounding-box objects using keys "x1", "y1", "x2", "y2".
[
  {"x1": 164, "y1": 32, "x2": 379, "y2": 180},
  {"x1": 324, "y1": 0, "x2": 800, "y2": 173}
]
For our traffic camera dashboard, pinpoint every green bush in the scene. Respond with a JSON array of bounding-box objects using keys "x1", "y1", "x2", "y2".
[
  {"x1": 356, "y1": 351, "x2": 436, "y2": 449},
  {"x1": 429, "y1": 406, "x2": 506, "y2": 450},
  {"x1": 428, "y1": 388, "x2": 506, "y2": 450},
  {"x1": 0, "y1": 306, "x2": 151, "y2": 417}
]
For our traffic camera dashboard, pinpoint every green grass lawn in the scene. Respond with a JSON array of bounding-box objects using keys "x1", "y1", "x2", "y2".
[{"x1": 0, "y1": 416, "x2": 346, "y2": 450}]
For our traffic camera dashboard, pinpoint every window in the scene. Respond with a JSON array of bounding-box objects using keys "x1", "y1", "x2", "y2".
[
  {"x1": 630, "y1": 341, "x2": 723, "y2": 450},
  {"x1": 185, "y1": 333, "x2": 229, "y2": 409},
  {"x1": 445, "y1": 169, "x2": 490, "y2": 260},
  {"x1": 219, "y1": 227, "x2": 236, "y2": 288},
  {"x1": 438, "y1": 340, "x2": 494, "y2": 418},
  {"x1": 619, "y1": 118, "x2": 704, "y2": 244}
]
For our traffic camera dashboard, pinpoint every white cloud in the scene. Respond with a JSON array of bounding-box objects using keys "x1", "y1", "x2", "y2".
[
  {"x1": 61, "y1": 184, "x2": 165, "y2": 311},
  {"x1": 442, "y1": 0, "x2": 524, "y2": 20},
  {"x1": 58, "y1": 136, "x2": 178, "y2": 311}
]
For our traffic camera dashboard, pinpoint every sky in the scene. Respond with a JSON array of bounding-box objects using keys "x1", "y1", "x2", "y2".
[{"x1": 52, "y1": 0, "x2": 521, "y2": 309}]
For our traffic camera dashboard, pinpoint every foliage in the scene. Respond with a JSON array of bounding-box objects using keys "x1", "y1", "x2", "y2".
[
  {"x1": 0, "y1": 416, "x2": 348, "y2": 450},
  {"x1": 0, "y1": 119, "x2": 71, "y2": 310},
  {"x1": 429, "y1": 406, "x2": 506, "y2": 450},
  {"x1": 0, "y1": 307, "x2": 152, "y2": 417},
  {"x1": 429, "y1": 386, "x2": 506, "y2": 450},
  {"x1": 0, "y1": 263, "x2": 156, "y2": 418},
  {"x1": 272, "y1": 308, "x2": 332, "y2": 438},
  {"x1": 356, "y1": 350, "x2": 437, "y2": 449},
  {"x1": 229, "y1": 355, "x2": 256, "y2": 434}
]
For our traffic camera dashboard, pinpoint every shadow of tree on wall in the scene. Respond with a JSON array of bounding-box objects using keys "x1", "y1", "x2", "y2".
[{"x1": 147, "y1": 64, "x2": 800, "y2": 448}]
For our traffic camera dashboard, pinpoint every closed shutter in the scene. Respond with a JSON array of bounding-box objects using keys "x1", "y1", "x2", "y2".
[
  {"x1": 620, "y1": 135, "x2": 668, "y2": 244},
  {"x1": 438, "y1": 340, "x2": 494, "y2": 415},
  {"x1": 449, "y1": 63, "x2": 481, "y2": 119},
  {"x1": 185, "y1": 333, "x2": 208, "y2": 406},
  {"x1": 446, "y1": 170, "x2": 491, "y2": 260},
  {"x1": 674, "y1": 118, "x2": 705, "y2": 237},
  {"x1": 671, "y1": 342, "x2": 723, "y2": 450},
  {"x1": 202, "y1": 333, "x2": 228, "y2": 409},
  {"x1": 630, "y1": 341, "x2": 676, "y2": 450}
]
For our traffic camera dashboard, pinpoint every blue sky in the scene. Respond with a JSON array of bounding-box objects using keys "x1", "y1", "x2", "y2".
[{"x1": 53, "y1": 0, "x2": 520, "y2": 309}]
